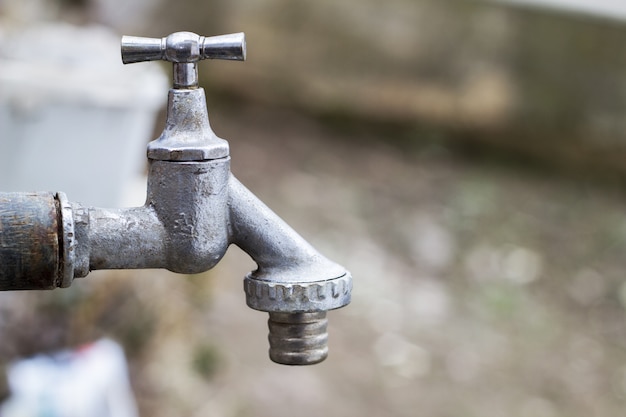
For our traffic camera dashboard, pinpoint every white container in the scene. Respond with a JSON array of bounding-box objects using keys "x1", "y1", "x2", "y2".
[
  {"x1": 1, "y1": 339, "x2": 139, "y2": 417},
  {"x1": 0, "y1": 23, "x2": 167, "y2": 207}
]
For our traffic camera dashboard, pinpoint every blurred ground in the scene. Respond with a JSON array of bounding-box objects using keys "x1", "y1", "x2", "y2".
[{"x1": 2, "y1": 0, "x2": 626, "y2": 416}]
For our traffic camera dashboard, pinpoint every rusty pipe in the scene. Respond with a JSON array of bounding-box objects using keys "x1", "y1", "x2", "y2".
[{"x1": 0, "y1": 192, "x2": 73, "y2": 290}]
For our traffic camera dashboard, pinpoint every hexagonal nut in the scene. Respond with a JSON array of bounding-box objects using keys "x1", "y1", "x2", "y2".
[{"x1": 244, "y1": 273, "x2": 352, "y2": 313}]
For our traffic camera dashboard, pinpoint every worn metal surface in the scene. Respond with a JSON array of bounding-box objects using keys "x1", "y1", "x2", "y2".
[
  {"x1": 228, "y1": 176, "x2": 352, "y2": 312},
  {"x1": 0, "y1": 31, "x2": 352, "y2": 364},
  {"x1": 147, "y1": 89, "x2": 229, "y2": 161},
  {"x1": 268, "y1": 312, "x2": 329, "y2": 365},
  {"x1": 77, "y1": 205, "x2": 166, "y2": 272},
  {"x1": 0, "y1": 192, "x2": 61, "y2": 290},
  {"x1": 57, "y1": 192, "x2": 75, "y2": 287},
  {"x1": 228, "y1": 175, "x2": 351, "y2": 365},
  {"x1": 147, "y1": 159, "x2": 230, "y2": 273}
]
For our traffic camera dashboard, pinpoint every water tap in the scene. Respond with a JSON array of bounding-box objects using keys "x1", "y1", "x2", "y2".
[{"x1": 0, "y1": 31, "x2": 352, "y2": 365}]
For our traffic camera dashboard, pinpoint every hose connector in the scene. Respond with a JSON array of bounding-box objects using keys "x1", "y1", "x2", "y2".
[
  {"x1": 244, "y1": 274, "x2": 351, "y2": 365},
  {"x1": 268, "y1": 312, "x2": 328, "y2": 365}
]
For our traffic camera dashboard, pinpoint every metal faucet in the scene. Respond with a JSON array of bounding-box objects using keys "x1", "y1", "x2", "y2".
[{"x1": 0, "y1": 31, "x2": 352, "y2": 365}]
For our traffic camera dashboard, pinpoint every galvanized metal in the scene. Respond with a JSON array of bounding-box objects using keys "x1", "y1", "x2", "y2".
[
  {"x1": 147, "y1": 89, "x2": 229, "y2": 161},
  {"x1": 57, "y1": 192, "x2": 75, "y2": 288},
  {"x1": 228, "y1": 176, "x2": 351, "y2": 313},
  {"x1": 0, "y1": 31, "x2": 352, "y2": 365},
  {"x1": 268, "y1": 312, "x2": 329, "y2": 365}
]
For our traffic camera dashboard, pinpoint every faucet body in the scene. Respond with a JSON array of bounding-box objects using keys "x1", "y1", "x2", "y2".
[{"x1": 0, "y1": 32, "x2": 352, "y2": 365}]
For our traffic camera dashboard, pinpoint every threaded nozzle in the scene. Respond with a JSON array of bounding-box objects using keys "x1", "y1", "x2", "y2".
[{"x1": 267, "y1": 312, "x2": 328, "y2": 365}]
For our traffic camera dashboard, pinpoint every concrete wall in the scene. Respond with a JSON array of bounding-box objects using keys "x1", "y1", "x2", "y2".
[
  {"x1": 5, "y1": 0, "x2": 626, "y2": 177},
  {"x1": 151, "y1": 0, "x2": 626, "y2": 177}
]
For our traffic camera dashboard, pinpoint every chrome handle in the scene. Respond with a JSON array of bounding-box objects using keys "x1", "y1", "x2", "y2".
[{"x1": 121, "y1": 31, "x2": 246, "y2": 88}]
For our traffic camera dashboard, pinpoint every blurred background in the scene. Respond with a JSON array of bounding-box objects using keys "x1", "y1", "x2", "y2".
[{"x1": 2, "y1": 0, "x2": 626, "y2": 416}]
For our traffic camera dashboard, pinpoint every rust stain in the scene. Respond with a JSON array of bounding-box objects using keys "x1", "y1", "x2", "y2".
[{"x1": 0, "y1": 193, "x2": 59, "y2": 290}]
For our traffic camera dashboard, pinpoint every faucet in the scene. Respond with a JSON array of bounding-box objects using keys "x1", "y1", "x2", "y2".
[{"x1": 0, "y1": 31, "x2": 352, "y2": 366}]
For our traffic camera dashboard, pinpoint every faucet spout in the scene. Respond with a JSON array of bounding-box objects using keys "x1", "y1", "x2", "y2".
[{"x1": 228, "y1": 175, "x2": 352, "y2": 364}]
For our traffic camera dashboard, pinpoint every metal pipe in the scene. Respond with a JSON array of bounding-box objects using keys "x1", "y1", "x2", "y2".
[
  {"x1": 82, "y1": 206, "x2": 166, "y2": 271},
  {"x1": 0, "y1": 192, "x2": 62, "y2": 290}
]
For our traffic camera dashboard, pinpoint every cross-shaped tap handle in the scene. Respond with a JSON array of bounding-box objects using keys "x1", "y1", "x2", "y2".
[{"x1": 121, "y1": 32, "x2": 246, "y2": 88}]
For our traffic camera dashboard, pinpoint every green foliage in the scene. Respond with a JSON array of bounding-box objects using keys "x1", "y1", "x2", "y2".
[{"x1": 191, "y1": 343, "x2": 221, "y2": 381}]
